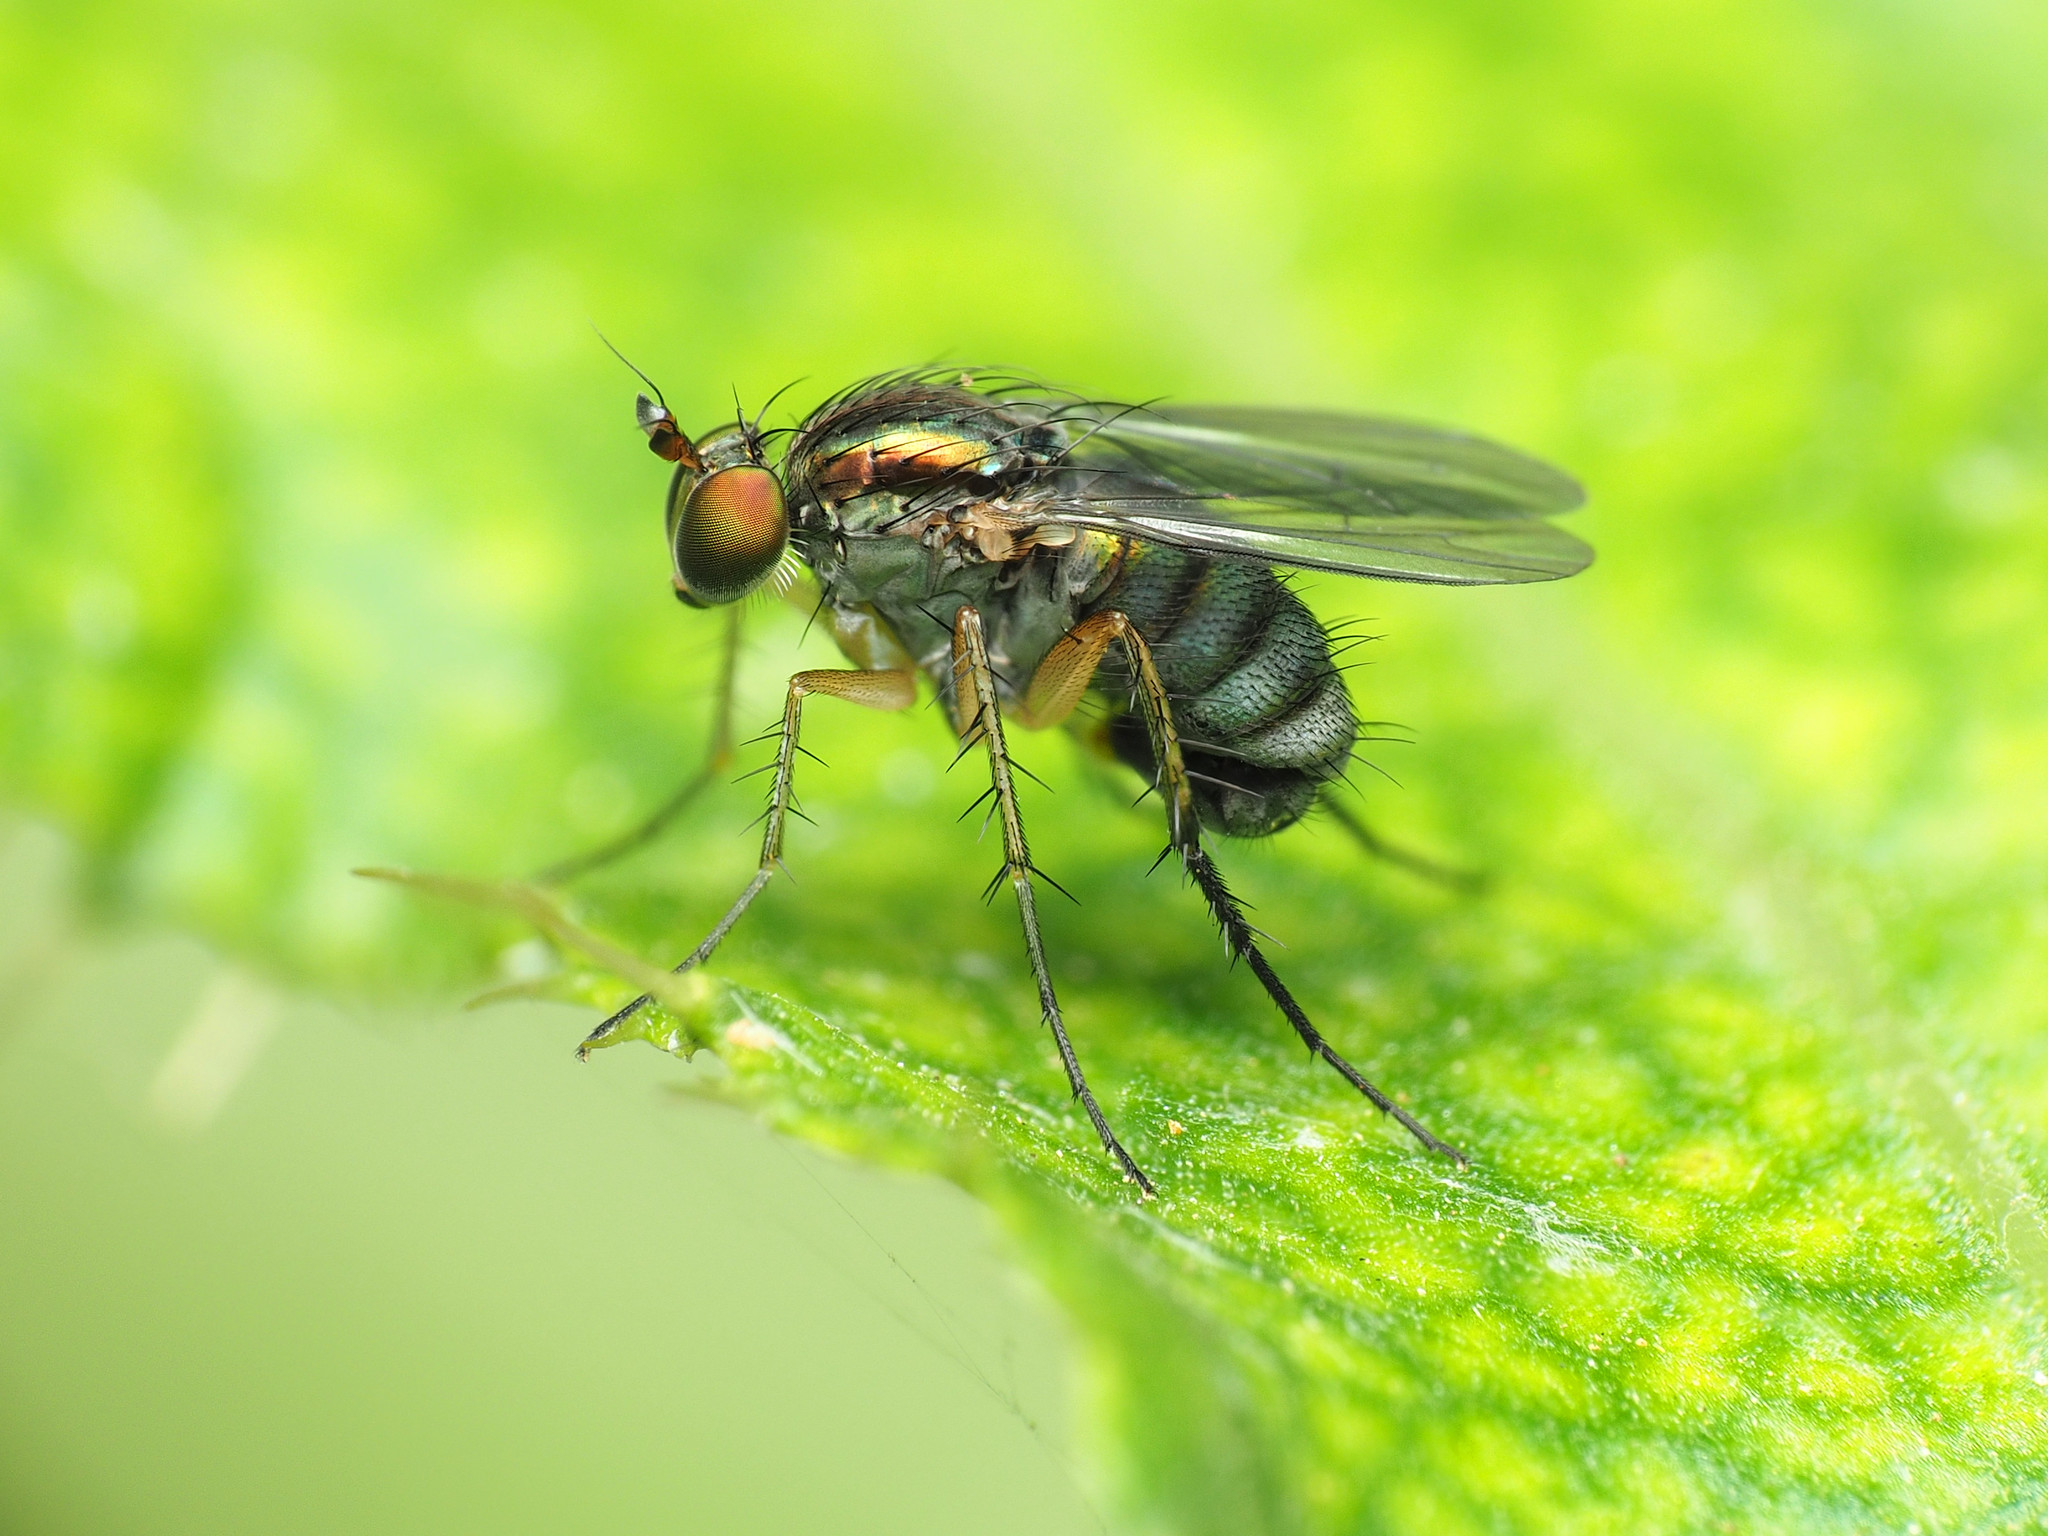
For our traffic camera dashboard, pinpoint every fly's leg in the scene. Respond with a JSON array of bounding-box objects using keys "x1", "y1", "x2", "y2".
[
  {"x1": 953, "y1": 606, "x2": 1154, "y2": 1195},
  {"x1": 1020, "y1": 611, "x2": 1198, "y2": 851},
  {"x1": 1186, "y1": 846, "x2": 1466, "y2": 1162},
  {"x1": 537, "y1": 605, "x2": 745, "y2": 885},
  {"x1": 1025, "y1": 611, "x2": 1466, "y2": 1166},
  {"x1": 1316, "y1": 792, "x2": 1486, "y2": 894},
  {"x1": 574, "y1": 664, "x2": 917, "y2": 1057}
]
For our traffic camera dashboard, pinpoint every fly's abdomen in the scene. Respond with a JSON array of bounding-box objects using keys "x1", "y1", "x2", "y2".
[{"x1": 1084, "y1": 544, "x2": 1353, "y2": 838}]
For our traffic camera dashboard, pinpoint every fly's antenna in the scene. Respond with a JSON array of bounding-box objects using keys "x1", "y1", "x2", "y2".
[
  {"x1": 593, "y1": 325, "x2": 669, "y2": 411},
  {"x1": 597, "y1": 326, "x2": 699, "y2": 468}
]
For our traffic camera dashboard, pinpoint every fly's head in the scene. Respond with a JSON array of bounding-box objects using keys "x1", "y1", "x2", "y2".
[{"x1": 635, "y1": 394, "x2": 793, "y2": 608}]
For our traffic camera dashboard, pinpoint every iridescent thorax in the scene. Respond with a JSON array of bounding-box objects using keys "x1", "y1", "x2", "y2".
[{"x1": 780, "y1": 385, "x2": 1117, "y2": 702}]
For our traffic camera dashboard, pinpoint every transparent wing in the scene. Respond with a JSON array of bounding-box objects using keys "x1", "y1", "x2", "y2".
[
  {"x1": 1043, "y1": 402, "x2": 1591, "y2": 585},
  {"x1": 1081, "y1": 404, "x2": 1587, "y2": 519},
  {"x1": 1048, "y1": 503, "x2": 1592, "y2": 585}
]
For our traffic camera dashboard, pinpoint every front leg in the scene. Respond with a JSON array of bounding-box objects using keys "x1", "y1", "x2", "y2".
[
  {"x1": 951, "y1": 606, "x2": 1154, "y2": 1194},
  {"x1": 576, "y1": 664, "x2": 916, "y2": 1056},
  {"x1": 537, "y1": 604, "x2": 745, "y2": 885}
]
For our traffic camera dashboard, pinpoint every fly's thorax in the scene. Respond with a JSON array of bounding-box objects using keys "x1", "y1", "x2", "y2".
[
  {"x1": 786, "y1": 384, "x2": 1065, "y2": 510},
  {"x1": 783, "y1": 383, "x2": 1073, "y2": 582},
  {"x1": 809, "y1": 428, "x2": 1019, "y2": 504},
  {"x1": 838, "y1": 551, "x2": 1067, "y2": 702},
  {"x1": 808, "y1": 523, "x2": 1010, "y2": 688},
  {"x1": 782, "y1": 387, "x2": 1108, "y2": 704},
  {"x1": 805, "y1": 502, "x2": 942, "y2": 603}
]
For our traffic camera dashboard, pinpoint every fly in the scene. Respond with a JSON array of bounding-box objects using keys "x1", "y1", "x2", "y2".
[{"x1": 550, "y1": 366, "x2": 1591, "y2": 1195}]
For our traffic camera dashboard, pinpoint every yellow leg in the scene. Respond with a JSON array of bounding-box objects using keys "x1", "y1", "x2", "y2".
[
  {"x1": 1020, "y1": 610, "x2": 1199, "y2": 857},
  {"x1": 577, "y1": 665, "x2": 915, "y2": 1055}
]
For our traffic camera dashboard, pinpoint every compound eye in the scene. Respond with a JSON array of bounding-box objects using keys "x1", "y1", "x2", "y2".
[{"x1": 673, "y1": 465, "x2": 789, "y2": 605}]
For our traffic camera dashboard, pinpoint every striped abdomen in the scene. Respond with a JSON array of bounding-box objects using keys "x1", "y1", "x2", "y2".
[{"x1": 1082, "y1": 541, "x2": 1353, "y2": 838}]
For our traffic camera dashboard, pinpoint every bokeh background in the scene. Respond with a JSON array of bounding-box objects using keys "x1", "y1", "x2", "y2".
[{"x1": 4, "y1": 0, "x2": 2047, "y2": 1531}]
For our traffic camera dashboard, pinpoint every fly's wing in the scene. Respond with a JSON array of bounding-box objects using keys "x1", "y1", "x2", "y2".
[{"x1": 1042, "y1": 402, "x2": 1592, "y2": 585}]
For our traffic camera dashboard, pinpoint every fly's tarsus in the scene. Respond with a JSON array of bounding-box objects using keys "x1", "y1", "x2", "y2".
[
  {"x1": 576, "y1": 866, "x2": 773, "y2": 1057},
  {"x1": 1182, "y1": 844, "x2": 1468, "y2": 1167}
]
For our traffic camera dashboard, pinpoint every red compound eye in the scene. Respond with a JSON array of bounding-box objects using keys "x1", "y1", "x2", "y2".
[{"x1": 672, "y1": 465, "x2": 789, "y2": 606}]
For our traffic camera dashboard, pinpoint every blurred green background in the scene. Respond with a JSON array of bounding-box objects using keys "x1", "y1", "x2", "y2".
[{"x1": 4, "y1": 0, "x2": 2048, "y2": 1531}]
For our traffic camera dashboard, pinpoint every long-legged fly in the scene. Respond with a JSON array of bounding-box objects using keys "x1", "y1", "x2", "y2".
[{"x1": 550, "y1": 366, "x2": 1590, "y2": 1194}]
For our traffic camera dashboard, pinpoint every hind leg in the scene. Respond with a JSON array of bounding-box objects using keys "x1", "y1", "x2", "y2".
[
  {"x1": 1318, "y1": 792, "x2": 1486, "y2": 894},
  {"x1": 1026, "y1": 611, "x2": 1466, "y2": 1165}
]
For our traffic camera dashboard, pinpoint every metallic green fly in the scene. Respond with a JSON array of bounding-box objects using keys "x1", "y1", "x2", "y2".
[{"x1": 548, "y1": 366, "x2": 1590, "y2": 1194}]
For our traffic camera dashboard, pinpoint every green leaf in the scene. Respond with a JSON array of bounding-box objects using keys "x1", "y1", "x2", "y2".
[
  {"x1": 508, "y1": 581, "x2": 2048, "y2": 1533},
  {"x1": 6, "y1": 0, "x2": 2048, "y2": 1529}
]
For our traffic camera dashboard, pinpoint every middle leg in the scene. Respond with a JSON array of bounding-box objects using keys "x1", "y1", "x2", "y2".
[{"x1": 951, "y1": 605, "x2": 1154, "y2": 1194}]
